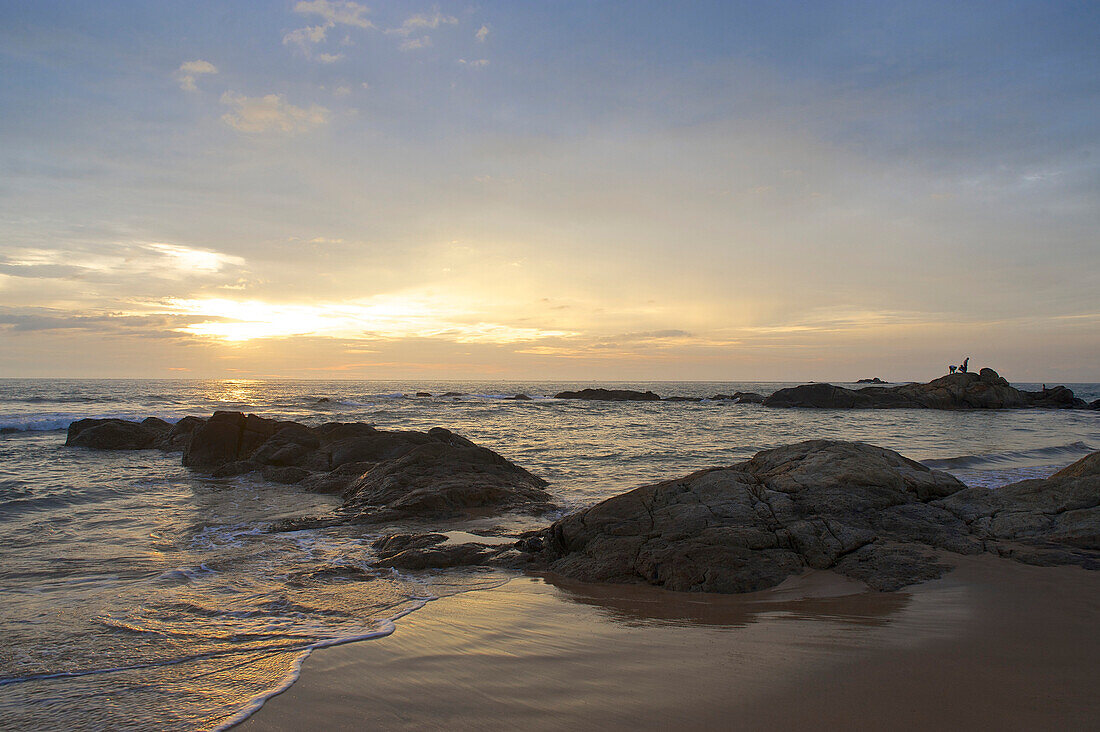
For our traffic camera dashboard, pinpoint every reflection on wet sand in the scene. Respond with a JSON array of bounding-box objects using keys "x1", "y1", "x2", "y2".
[{"x1": 536, "y1": 570, "x2": 910, "y2": 629}]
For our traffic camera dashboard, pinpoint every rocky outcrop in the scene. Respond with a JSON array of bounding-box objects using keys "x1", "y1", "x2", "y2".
[
  {"x1": 554, "y1": 388, "x2": 661, "y2": 401},
  {"x1": 66, "y1": 416, "x2": 192, "y2": 451},
  {"x1": 934, "y1": 451, "x2": 1100, "y2": 566},
  {"x1": 522, "y1": 441, "x2": 1100, "y2": 593},
  {"x1": 857, "y1": 377, "x2": 889, "y2": 384},
  {"x1": 763, "y1": 369, "x2": 1086, "y2": 410}
]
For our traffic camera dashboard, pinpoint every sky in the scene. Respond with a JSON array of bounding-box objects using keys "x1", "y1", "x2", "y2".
[{"x1": 1, "y1": 1, "x2": 1098, "y2": 381}]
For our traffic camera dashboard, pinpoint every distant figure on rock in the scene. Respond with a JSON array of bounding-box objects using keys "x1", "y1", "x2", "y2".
[
  {"x1": 949, "y1": 365, "x2": 957, "y2": 374},
  {"x1": 960, "y1": 357, "x2": 969, "y2": 373}
]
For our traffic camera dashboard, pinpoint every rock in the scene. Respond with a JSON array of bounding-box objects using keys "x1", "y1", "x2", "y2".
[
  {"x1": 529, "y1": 440, "x2": 975, "y2": 593},
  {"x1": 298, "y1": 461, "x2": 375, "y2": 494},
  {"x1": 509, "y1": 394, "x2": 532, "y2": 400},
  {"x1": 554, "y1": 388, "x2": 661, "y2": 401},
  {"x1": 160, "y1": 416, "x2": 205, "y2": 451},
  {"x1": 733, "y1": 391, "x2": 764, "y2": 404},
  {"x1": 415, "y1": 392, "x2": 432, "y2": 397},
  {"x1": 441, "y1": 392, "x2": 466, "y2": 397},
  {"x1": 343, "y1": 440, "x2": 551, "y2": 522},
  {"x1": 182, "y1": 411, "x2": 287, "y2": 468},
  {"x1": 763, "y1": 368, "x2": 1083, "y2": 410},
  {"x1": 935, "y1": 450, "x2": 1100, "y2": 563},
  {"x1": 66, "y1": 419, "x2": 158, "y2": 450},
  {"x1": 372, "y1": 533, "x2": 522, "y2": 571},
  {"x1": 663, "y1": 396, "x2": 702, "y2": 402},
  {"x1": 211, "y1": 460, "x2": 258, "y2": 478},
  {"x1": 856, "y1": 377, "x2": 889, "y2": 384},
  {"x1": 1089, "y1": 399, "x2": 1100, "y2": 410},
  {"x1": 261, "y1": 465, "x2": 312, "y2": 484}
]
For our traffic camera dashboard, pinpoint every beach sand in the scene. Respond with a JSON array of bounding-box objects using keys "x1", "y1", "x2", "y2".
[{"x1": 238, "y1": 555, "x2": 1100, "y2": 731}]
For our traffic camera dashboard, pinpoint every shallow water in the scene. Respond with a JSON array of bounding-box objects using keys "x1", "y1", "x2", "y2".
[{"x1": 0, "y1": 378, "x2": 1097, "y2": 729}]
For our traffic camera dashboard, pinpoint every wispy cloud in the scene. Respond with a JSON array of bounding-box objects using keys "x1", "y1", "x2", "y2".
[
  {"x1": 293, "y1": 0, "x2": 373, "y2": 28},
  {"x1": 458, "y1": 58, "x2": 489, "y2": 68},
  {"x1": 220, "y1": 92, "x2": 329, "y2": 133},
  {"x1": 400, "y1": 36, "x2": 432, "y2": 51},
  {"x1": 283, "y1": 23, "x2": 332, "y2": 55},
  {"x1": 388, "y1": 6, "x2": 458, "y2": 36},
  {"x1": 174, "y1": 59, "x2": 218, "y2": 91},
  {"x1": 475, "y1": 24, "x2": 489, "y2": 42}
]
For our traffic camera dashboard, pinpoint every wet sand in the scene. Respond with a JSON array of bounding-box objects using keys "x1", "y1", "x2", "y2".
[{"x1": 238, "y1": 555, "x2": 1100, "y2": 731}]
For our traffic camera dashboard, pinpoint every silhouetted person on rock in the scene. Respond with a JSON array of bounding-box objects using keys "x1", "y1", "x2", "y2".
[
  {"x1": 959, "y1": 357, "x2": 969, "y2": 373},
  {"x1": 949, "y1": 365, "x2": 957, "y2": 374}
]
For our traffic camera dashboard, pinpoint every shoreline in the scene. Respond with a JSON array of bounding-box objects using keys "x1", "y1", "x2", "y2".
[{"x1": 237, "y1": 554, "x2": 1100, "y2": 730}]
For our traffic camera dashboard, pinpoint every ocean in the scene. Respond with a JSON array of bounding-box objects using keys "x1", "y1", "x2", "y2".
[{"x1": 1, "y1": 378, "x2": 1098, "y2": 730}]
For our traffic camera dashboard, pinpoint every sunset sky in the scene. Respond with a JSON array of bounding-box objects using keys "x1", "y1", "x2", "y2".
[{"x1": 1, "y1": 1, "x2": 1098, "y2": 381}]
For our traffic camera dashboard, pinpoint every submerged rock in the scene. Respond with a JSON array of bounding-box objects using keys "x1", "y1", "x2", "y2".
[
  {"x1": 525, "y1": 441, "x2": 1100, "y2": 593},
  {"x1": 763, "y1": 368, "x2": 1085, "y2": 410},
  {"x1": 554, "y1": 388, "x2": 661, "y2": 401}
]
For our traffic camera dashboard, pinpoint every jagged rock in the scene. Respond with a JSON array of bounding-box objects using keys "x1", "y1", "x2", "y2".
[
  {"x1": 261, "y1": 465, "x2": 312, "y2": 484},
  {"x1": 763, "y1": 369, "x2": 1083, "y2": 410},
  {"x1": 935, "y1": 451, "x2": 1100, "y2": 564},
  {"x1": 529, "y1": 441, "x2": 975, "y2": 593},
  {"x1": 856, "y1": 377, "x2": 889, "y2": 384},
  {"x1": 183, "y1": 411, "x2": 288, "y2": 468},
  {"x1": 66, "y1": 419, "x2": 159, "y2": 450},
  {"x1": 343, "y1": 440, "x2": 551, "y2": 522},
  {"x1": 160, "y1": 416, "x2": 205, "y2": 451},
  {"x1": 554, "y1": 388, "x2": 661, "y2": 401}
]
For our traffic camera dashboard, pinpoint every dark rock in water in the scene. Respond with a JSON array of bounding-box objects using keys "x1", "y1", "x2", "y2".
[
  {"x1": 343, "y1": 439, "x2": 551, "y2": 522},
  {"x1": 554, "y1": 388, "x2": 661, "y2": 401},
  {"x1": 372, "y1": 532, "x2": 523, "y2": 571},
  {"x1": 763, "y1": 368, "x2": 1084, "y2": 410},
  {"x1": 856, "y1": 377, "x2": 889, "y2": 384},
  {"x1": 66, "y1": 419, "x2": 159, "y2": 450},
  {"x1": 509, "y1": 394, "x2": 532, "y2": 400},
  {"x1": 1089, "y1": 399, "x2": 1100, "y2": 410},
  {"x1": 183, "y1": 411, "x2": 290, "y2": 468},
  {"x1": 261, "y1": 465, "x2": 312, "y2": 484},
  {"x1": 298, "y1": 461, "x2": 374, "y2": 494},
  {"x1": 373, "y1": 532, "x2": 449, "y2": 556},
  {"x1": 663, "y1": 396, "x2": 702, "y2": 402},
  {"x1": 709, "y1": 393, "x2": 764, "y2": 403},
  {"x1": 161, "y1": 416, "x2": 206, "y2": 452},
  {"x1": 441, "y1": 392, "x2": 466, "y2": 397},
  {"x1": 0, "y1": 427, "x2": 19, "y2": 434},
  {"x1": 415, "y1": 392, "x2": 432, "y2": 397},
  {"x1": 528, "y1": 441, "x2": 973, "y2": 593}
]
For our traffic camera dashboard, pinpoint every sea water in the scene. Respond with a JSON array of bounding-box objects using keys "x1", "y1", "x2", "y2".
[{"x1": 1, "y1": 378, "x2": 1097, "y2": 730}]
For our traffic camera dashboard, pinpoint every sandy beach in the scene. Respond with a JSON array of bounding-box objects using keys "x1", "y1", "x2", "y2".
[{"x1": 238, "y1": 554, "x2": 1100, "y2": 731}]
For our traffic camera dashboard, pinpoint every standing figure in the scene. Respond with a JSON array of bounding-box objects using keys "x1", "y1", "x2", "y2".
[{"x1": 960, "y1": 357, "x2": 969, "y2": 373}]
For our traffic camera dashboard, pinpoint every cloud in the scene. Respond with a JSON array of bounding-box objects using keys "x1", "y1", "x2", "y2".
[
  {"x1": 174, "y1": 59, "x2": 218, "y2": 91},
  {"x1": 293, "y1": 0, "x2": 373, "y2": 28},
  {"x1": 316, "y1": 52, "x2": 345, "y2": 63},
  {"x1": 458, "y1": 58, "x2": 489, "y2": 68},
  {"x1": 333, "y1": 85, "x2": 351, "y2": 97},
  {"x1": 389, "y1": 6, "x2": 458, "y2": 36},
  {"x1": 283, "y1": 23, "x2": 332, "y2": 54},
  {"x1": 220, "y1": 92, "x2": 329, "y2": 133},
  {"x1": 400, "y1": 36, "x2": 432, "y2": 51},
  {"x1": 0, "y1": 243, "x2": 244, "y2": 281},
  {"x1": 475, "y1": 24, "x2": 489, "y2": 42}
]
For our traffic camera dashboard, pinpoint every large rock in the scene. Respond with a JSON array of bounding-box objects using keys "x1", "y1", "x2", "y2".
[
  {"x1": 343, "y1": 437, "x2": 551, "y2": 522},
  {"x1": 531, "y1": 441, "x2": 975, "y2": 593},
  {"x1": 554, "y1": 388, "x2": 662, "y2": 401},
  {"x1": 763, "y1": 368, "x2": 1083, "y2": 410},
  {"x1": 528, "y1": 442, "x2": 1100, "y2": 593},
  {"x1": 69, "y1": 411, "x2": 552, "y2": 524},
  {"x1": 66, "y1": 419, "x2": 159, "y2": 450}
]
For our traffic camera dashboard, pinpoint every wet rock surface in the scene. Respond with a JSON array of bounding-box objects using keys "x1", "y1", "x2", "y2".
[
  {"x1": 554, "y1": 388, "x2": 661, "y2": 401},
  {"x1": 763, "y1": 368, "x2": 1088, "y2": 410},
  {"x1": 523, "y1": 441, "x2": 1100, "y2": 592}
]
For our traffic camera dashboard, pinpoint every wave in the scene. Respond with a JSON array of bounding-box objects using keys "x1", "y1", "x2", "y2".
[
  {"x1": 0, "y1": 413, "x2": 188, "y2": 432},
  {"x1": 921, "y1": 441, "x2": 1094, "y2": 471}
]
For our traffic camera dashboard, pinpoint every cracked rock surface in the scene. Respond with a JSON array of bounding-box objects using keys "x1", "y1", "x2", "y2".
[{"x1": 531, "y1": 440, "x2": 1100, "y2": 592}]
